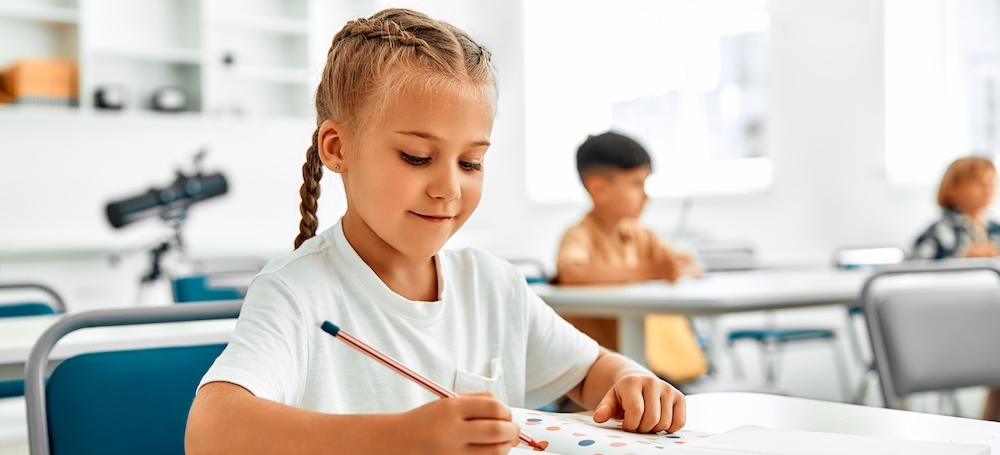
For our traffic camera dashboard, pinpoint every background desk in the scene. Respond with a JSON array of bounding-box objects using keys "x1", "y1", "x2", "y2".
[
  {"x1": 531, "y1": 268, "x2": 869, "y2": 364},
  {"x1": 0, "y1": 314, "x2": 235, "y2": 382},
  {"x1": 686, "y1": 392, "x2": 1000, "y2": 452}
]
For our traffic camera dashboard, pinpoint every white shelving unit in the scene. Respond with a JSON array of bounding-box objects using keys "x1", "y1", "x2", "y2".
[{"x1": 0, "y1": 0, "x2": 316, "y2": 119}]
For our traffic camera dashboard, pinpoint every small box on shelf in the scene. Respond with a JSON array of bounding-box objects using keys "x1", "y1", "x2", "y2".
[{"x1": 0, "y1": 57, "x2": 78, "y2": 107}]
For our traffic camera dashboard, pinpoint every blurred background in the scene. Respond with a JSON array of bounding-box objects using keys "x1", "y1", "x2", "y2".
[{"x1": 2, "y1": 0, "x2": 1000, "y2": 446}]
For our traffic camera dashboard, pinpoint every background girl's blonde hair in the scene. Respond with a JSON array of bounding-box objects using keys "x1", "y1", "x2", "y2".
[
  {"x1": 294, "y1": 8, "x2": 497, "y2": 249},
  {"x1": 937, "y1": 156, "x2": 996, "y2": 208}
]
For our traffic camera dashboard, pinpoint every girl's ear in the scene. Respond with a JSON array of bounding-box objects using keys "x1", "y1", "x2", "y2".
[{"x1": 318, "y1": 119, "x2": 347, "y2": 172}]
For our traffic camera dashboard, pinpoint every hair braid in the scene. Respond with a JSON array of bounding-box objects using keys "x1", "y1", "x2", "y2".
[
  {"x1": 340, "y1": 17, "x2": 430, "y2": 49},
  {"x1": 294, "y1": 128, "x2": 323, "y2": 249}
]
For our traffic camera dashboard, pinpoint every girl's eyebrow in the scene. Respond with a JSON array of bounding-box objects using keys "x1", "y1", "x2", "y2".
[{"x1": 394, "y1": 130, "x2": 491, "y2": 148}]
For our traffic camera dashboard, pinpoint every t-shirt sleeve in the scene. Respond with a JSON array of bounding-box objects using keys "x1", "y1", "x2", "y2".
[
  {"x1": 522, "y1": 283, "x2": 600, "y2": 409},
  {"x1": 198, "y1": 274, "x2": 308, "y2": 405},
  {"x1": 556, "y1": 226, "x2": 592, "y2": 270}
]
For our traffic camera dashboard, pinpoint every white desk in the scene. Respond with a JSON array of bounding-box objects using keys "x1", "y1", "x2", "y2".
[
  {"x1": 685, "y1": 392, "x2": 1000, "y2": 452},
  {"x1": 532, "y1": 268, "x2": 870, "y2": 363},
  {"x1": 0, "y1": 313, "x2": 235, "y2": 381}
]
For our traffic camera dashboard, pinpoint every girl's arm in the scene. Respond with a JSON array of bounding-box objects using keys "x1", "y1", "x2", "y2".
[
  {"x1": 185, "y1": 381, "x2": 520, "y2": 455},
  {"x1": 564, "y1": 348, "x2": 686, "y2": 434}
]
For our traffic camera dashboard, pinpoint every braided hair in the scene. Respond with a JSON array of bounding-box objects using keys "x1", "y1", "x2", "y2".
[{"x1": 294, "y1": 8, "x2": 497, "y2": 249}]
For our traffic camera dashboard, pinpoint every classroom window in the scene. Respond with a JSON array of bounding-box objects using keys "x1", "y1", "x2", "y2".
[
  {"x1": 523, "y1": 0, "x2": 772, "y2": 203},
  {"x1": 884, "y1": 0, "x2": 1000, "y2": 184}
]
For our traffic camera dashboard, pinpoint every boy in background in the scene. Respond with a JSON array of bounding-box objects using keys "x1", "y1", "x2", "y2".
[{"x1": 554, "y1": 131, "x2": 706, "y2": 385}]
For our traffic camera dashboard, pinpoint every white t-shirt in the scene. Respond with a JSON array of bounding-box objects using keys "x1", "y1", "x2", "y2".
[{"x1": 200, "y1": 219, "x2": 599, "y2": 412}]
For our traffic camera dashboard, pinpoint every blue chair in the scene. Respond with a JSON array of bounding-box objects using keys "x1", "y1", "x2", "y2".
[
  {"x1": 24, "y1": 301, "x2": 241, "y2": 455},
  {"x1": 171, "y1": 257, "x2": 265, "y2": 303},
  {"x1": 171, "y1": 274, "x2": 246, "y2": 303},
  {"x1": 0, "y1": 282, "x2": 65, "y2": 318},
  {"x1": 726, "y1": 245, "x2": 906, "y2": 402},
  {"x1": 0, "y1": 283, "x2": 66, "y2": 398}
]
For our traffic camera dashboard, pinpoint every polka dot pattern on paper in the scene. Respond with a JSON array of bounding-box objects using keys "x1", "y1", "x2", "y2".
[{"x1": 510, "y1": 408, "x2": 716, "y2": 454}]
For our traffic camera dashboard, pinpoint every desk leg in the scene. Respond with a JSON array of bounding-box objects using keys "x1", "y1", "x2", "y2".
[{"x1": 618, "y1": 315, "x2": 648, "y2": 367}]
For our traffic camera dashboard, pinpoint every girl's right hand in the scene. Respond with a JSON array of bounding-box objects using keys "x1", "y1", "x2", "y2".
[
  {"x1": 400, "y1": 392, "x2": 521, "y2": 455},
  {"x1": 962, "y1": 241, "x2": 1000, "y2": 258}
]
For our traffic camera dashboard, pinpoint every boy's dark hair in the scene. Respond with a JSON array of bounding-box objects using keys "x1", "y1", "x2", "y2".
[{"x1": 576, "y1": 131, "x2": 652, "y2": 181}]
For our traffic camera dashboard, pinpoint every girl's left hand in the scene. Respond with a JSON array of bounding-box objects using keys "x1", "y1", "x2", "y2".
[{"x1": 591, "y1": 374, "x2": 686, "y2": 434}]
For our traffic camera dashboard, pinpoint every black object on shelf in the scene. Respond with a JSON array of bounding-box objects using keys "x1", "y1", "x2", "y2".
[{"x1": 94, "y1": 85, "x2": 127, "y2": 110}]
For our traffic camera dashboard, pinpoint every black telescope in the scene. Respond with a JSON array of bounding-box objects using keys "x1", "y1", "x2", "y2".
[{"x1": 105, "y1": 171, "x2": 228, "y2": 228}]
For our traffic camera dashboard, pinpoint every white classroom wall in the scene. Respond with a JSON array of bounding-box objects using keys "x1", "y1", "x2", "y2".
[{"x1": 1, "y1": 0, "x2": 941, "y2": 300}]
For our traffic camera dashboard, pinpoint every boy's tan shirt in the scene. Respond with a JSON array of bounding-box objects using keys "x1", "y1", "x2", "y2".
[
  {"x1": 556, "y1": 213, "x2": 674, "y2": 273},
  {"x1": 554, "y1": 212, "x2": 708, "y2": 384}
]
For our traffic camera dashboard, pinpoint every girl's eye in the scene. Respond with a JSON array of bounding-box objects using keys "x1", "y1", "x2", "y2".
[
  {"x1": 401, "y1": 152, "x2": 430, "y2": 166},
  {"x1": 460, "y1": 161, "x2": 483, "y2": 172}
]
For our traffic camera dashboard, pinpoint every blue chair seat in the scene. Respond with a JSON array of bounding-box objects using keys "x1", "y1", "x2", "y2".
[
  {"x1": 727, "y1": 328, "x2": 836, "y2": 344},
  {"x1": 0, "y1": 302, "x2": 59, "y2": 318},
  {"x1": 0, "y1": 379, "x2": 25, "y2": 397}
]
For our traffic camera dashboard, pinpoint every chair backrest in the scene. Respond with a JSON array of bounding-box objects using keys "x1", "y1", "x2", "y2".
[
  {"x1": 832, "y1": 245, "x2": 907, "y2": 270},
  {"x1": 172, "y1": 257, "x2": 265, "y2": 303},
  {"x1": 172, "y1": 274, "x2": 246, "y2": 303},
  {"x1": 861, "y1": 261, "x2": 1000, "y2": 409},
  {"x1": 0, "y1": 283, "x2": 66, "y2": 317},
  {"x1": 25, "y1": 301, "x2": 242, "y2": 455},
  {"x1": 692, "y1": 239, "x2": 756, "y2": 272}
]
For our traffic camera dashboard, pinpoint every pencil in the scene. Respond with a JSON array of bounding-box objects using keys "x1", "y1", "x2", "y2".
[{"x1": 319, "y1": 320, "x2": 545, "y2": 451}]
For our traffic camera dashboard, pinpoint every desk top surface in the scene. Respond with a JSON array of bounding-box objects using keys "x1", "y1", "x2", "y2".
[
  {"x1": 532, "y1": 268, "x2": 870, "y2": 315},
  {"x1": 685, "y1": 392, "x2": 999, "y2": 452},
  {"x1": 532, "y1": 266, "x2": 1000, "y2": 316}
]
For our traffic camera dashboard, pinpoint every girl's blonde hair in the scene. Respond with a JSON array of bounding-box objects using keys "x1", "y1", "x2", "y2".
[
  {"x1": 294, "y1": 8, "x2": 497, "y2": 249},
  {"x1": 937, "y1": 156, "x2": 996, "y2": 208}
]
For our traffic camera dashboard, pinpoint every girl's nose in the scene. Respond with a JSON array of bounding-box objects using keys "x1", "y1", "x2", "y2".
[{"x1": 427, "y1": 164, "x2": 461, "y2": 201}]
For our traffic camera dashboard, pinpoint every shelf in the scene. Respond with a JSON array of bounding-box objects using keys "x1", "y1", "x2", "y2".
[
  {"x1": 213, "y1": 15, "x2": 309, "y2": 35},
  {"x1": 89, "y1": 46, "x2": 201, "y2": 65},
  {"x1": 220, "y1": 65, "x2": 310, "y2": 84},
  {"x1": 0, "y1": 4, "x2": 78, "y2": 23}
]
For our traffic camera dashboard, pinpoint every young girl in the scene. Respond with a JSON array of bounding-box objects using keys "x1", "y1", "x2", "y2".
[
  {"x1": 911, "y1": 155, "x2": 1000, "y2": 422},
  {"x1": 912, "y1": 156, "x2": 1000, "y2": 260},
  {"x1": 185, "y1": 8, "x2": 685, "y2": 454}
]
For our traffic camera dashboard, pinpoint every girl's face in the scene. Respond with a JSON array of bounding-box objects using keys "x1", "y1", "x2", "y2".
[
  {"x1": 334, "y1": 82, "x2": 494, "y2": 261},
  {"x1": 951, "y1": 170, "x2": 997, "y2": 214}
]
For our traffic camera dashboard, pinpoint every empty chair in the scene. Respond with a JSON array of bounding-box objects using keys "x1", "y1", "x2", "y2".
[
  {"x1": 0, "y1": 282, "x2": 65, "y2": 318},
  {"x1": 0, "y1": 282, "x2": 66, "y2": 399},
  {"x1": 24, "y1": 301, "x2": 241, "y2": 455},
  {"x1": 171, "y1": 257, "x2": 265, "y2": 303},
  {"x1": 831, "y1": 244, "x2": 907, "y2": 404},
  {"x1": 861, "y1": 261, "x2": 1000, "y2": 412},
  {"x1": 718, "y1": 245, "x2": 851, "y2": 401}
]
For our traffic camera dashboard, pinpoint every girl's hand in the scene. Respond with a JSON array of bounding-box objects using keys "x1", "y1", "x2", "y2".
[
  {"x1": 592, "y1": 374, "x2": 686, "y2": 434},
  {"x1": 400, "y1": 392, "x2": 520, "y2": 455},
  {"x1": 962, "y1": 241, "x2": 1000, "y2": 258}
]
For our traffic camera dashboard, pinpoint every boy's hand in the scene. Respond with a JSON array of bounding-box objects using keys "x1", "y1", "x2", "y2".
[
  {"x1": 401, "y1": 392, "x2": 520, "y2": 455},
  {"x1": 656, "y1": 257, "x2": 682, "y2": 283},
  {"x1": 592, "y1": 374, "x2": 686, "y2": 434},
  {"x1": 657, "y1": 252, "x2": 701, "y2": 283}
]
